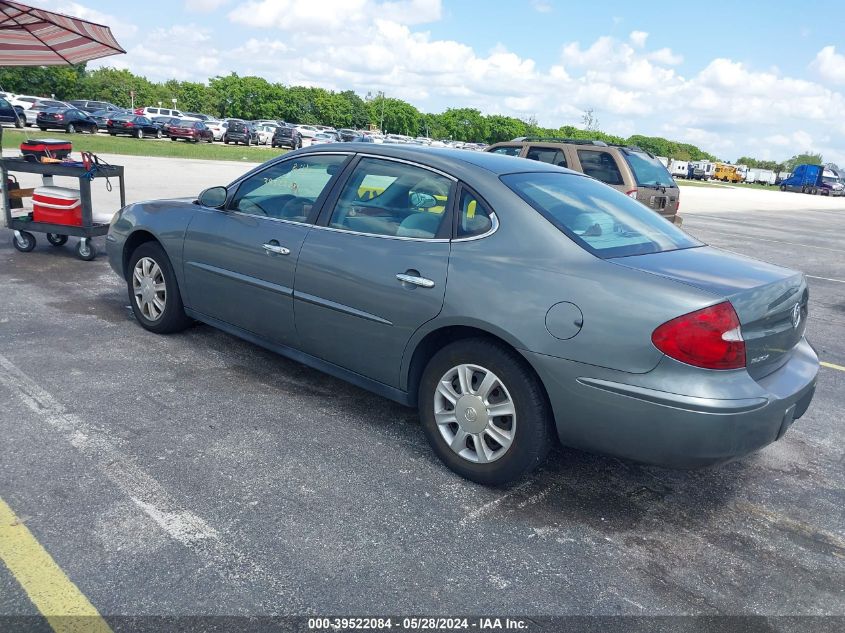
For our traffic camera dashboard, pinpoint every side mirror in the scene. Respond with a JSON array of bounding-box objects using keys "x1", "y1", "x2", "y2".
[
  {"x1": 198, "y1": 186, "x2": 228, "y2": 208},
  {"x1": 409, "y1": 191, "x2": 438, "y2": 209}
]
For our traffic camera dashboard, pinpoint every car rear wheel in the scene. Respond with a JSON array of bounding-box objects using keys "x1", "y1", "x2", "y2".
[
  {"x1": 419, "y1": 338, "x2": 553, "y2": 485},
  {"x1": 127, "y1": 242, "x2": 192, "y2": 334}
]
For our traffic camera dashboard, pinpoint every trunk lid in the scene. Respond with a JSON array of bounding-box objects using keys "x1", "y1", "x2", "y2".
[{"x1": 611, "y1": 246, "x2": 809, "y2": 379}]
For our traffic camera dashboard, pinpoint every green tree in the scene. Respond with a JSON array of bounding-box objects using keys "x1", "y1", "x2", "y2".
[
  {"x1": 486, "y1": 115, "x2": 526, "y2": 143},
  {"x1": 439, "y1": 108, "x2": 488, "y2": 142},
  {"x1": 785, "y1": 152, "x2": 823, "y2": 170},
  {"x1": 0, "y1": 64, "x2": 85, "y2": 99},
  {"x1": 368, "y1": 97, "x2": 420, "y2": 135}
]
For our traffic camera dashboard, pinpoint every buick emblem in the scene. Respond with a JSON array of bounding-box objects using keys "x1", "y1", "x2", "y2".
[
  {"x1": 791, "y1": 303, "x2": 802, "y2": 328},
  {"x1": 464, "y1": 407, "x2": 478, "y2": 423}
]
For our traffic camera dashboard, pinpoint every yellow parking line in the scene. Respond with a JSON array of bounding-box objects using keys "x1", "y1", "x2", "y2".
[
  {"x1": 821, "y1": 361, "x2": 845, "y2": 372},
  {"x1": 0, "y1": 497, "x2": 112, "y2": 633}
]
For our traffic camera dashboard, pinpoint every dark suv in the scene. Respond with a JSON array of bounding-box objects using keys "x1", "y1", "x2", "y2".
[
  {"x1": 271, "y1": 122, "x2": 302, "y2": 149},
  {"x1": 487, "y1": 137, "x2": 681, "y2": 225},
  {"x1": 223, "y1": 119, "x2": 257, "y2": 145}
]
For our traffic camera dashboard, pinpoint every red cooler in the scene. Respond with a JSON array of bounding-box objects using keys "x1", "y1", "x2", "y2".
[{"x1": 32, "y1": 186, "x2": 83, "y2": 226}]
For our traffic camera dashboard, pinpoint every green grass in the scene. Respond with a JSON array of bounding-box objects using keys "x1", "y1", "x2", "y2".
[{"x1": 2, "y1": 128, "x2": 286, "y2": 162}]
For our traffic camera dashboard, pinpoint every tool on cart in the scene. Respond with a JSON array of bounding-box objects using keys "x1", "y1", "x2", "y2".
[{"x1": 20, "y1": 139, "x2": 73, "y2": 162}]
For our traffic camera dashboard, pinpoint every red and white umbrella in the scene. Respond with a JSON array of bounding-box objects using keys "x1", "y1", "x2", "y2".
[{"x1": 0, "y1": 0, "x2": 125, "y2": 66}]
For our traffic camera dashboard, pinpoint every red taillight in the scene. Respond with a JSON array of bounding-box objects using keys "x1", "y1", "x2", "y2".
[
  {"x1": 125, "y1": 122, "x2": 134, "y2": 127},
  {"x1": 626, "y1": 189, "x2": 638, "y2": 199},
  {"x1": 107, "y1": 119, "x2": 113, "y2": 125},
  {"x1": 651, "y1": 301, "x2": 745, "y2": 370}
]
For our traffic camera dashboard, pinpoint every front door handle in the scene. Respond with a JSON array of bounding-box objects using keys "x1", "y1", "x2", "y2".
[
  {"x1": 262, "y1": 243, "x2": 290, "y2": 256},
  {"x1": 396, "y1": 273, "x2": 435, "y2": 288}
]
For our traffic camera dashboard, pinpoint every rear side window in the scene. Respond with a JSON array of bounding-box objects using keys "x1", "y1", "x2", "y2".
[
  {"x1": 576, "y1": 150, "x2": 624, "y2": 185},
  {"x1": 501, "y1": 172, "x2": 700, "y2": 258},
  {"x1": 457, "y1": 189, "x2": 494, "y2": 238},
  {"x1": 490, "y1": 146, "x2": 521, "y2": 157},
  {"x1": 526, "y1": 146, "x2": 567, "y2": 168}
]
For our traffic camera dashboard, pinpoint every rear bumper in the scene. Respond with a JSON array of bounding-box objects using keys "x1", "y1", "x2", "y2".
[{"x1": 526, "y1": 337, "x2": 819, "y2": 468}]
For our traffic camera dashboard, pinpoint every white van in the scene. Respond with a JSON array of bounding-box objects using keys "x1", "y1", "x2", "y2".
[{"x1": 669, "y1": 159, "x2": 689, "y2": 178}]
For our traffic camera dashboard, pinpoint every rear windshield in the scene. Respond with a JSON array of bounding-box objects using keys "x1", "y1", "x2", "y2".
[
  {"x1": 501, "y1": 172, "x2": 701, "y2": 258},
  {"x1": 622, "y1": 150, "x2": 676, "y2": 187}
]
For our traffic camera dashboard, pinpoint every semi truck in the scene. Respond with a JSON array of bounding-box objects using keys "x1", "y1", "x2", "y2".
[{"x1": 780, "y1": 164, "x2": 844, "y2": 196}]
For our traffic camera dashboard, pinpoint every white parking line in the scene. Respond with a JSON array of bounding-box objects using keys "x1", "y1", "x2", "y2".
[
  {"x1": 0, "y1": 353, "x2": 304, "y2": 612},
  {"x1": 687, "y1": 228, "x2": 844, "y2": 253},
  {"x1": 806, "y1": 275, "x2": 845, "y2": 284}
]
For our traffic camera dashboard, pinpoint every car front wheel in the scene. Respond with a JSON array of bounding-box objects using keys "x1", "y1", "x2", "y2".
[
  {"x1": 418, "y1": 338, "x2": 553, "y2": 485},
  {"x1": 136, "y1": 129, "x2": 144, "y2": 139},
  {"x1": 127, "y1": 242, "x2": 192, "y2": 334}
]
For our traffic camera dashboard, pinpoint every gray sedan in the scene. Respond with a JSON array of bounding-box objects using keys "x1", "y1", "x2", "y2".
[{"x1": 106, "y1": 144, "x2": 818, "y2": 484}]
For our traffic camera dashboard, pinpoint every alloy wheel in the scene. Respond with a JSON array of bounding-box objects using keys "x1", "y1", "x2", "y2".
[
  {"x1": 132, "y1": 257, "x2": 167, "y2": 321},
  {"x1": 433, "y1": 364, "x2": 516, "y2": 464}
]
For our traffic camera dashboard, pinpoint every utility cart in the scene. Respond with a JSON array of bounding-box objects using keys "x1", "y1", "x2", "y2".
[{"x1": 1, "y1": 157, "x2": 125, "y2": 261}]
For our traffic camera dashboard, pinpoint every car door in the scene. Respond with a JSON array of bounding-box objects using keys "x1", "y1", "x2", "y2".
[
  {"x1": 294, "y1": 155, "x2": 454, "y2": 388},
  {"x1": 0, "y1": 97, "x2": 17, "y2": 124},
  {"x1": 182, "y1": 153, "x2": 351, "y2": 347}
]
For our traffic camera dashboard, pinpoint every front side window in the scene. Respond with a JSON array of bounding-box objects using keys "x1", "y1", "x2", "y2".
[
  {"x1": 456, "y1": 189, "x2": 494, "y2": 238},
  {"x1": 328, "y1": 158, "x2": 452, "y2": 238},
  {"x1": 526, "y1": 146, "x2": 567, "y2": 168},
  {"x1": 502, "y1": 172, "x2": 701, "y2": 259},
  {"x1": 231, "y1": 155, "x2": 348, "y2": 222},
  {"x1": 576, "y1": 150, "x2": 624, "y2": 186}
]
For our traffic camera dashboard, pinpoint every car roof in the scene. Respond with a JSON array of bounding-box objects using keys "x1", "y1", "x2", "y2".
[{"x1": 296, "y1": 143, "x2": 575, "y2": 176}]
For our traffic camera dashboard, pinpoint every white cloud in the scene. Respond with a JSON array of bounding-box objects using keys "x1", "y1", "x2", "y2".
[
  {"x1": 629, "y1": 31, "x2": 648, "y2": 48},
  {"x1": 530, "y1": 0, "x2": 553, "y2": 13},
  {"x1": 185, "y1": 0, "x2": 230, "y2": 10},
  {"x1": 811, "y1": 45, "x2": 845, "y2": 84}
]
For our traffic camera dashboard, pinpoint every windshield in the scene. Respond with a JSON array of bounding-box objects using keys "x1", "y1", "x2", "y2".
[
  {"x1": 501, "y1": 172, "x2": 701, "y2": 259},
  {"x1": 622, "y1": 150, "x2": 676, "y2": 187}
]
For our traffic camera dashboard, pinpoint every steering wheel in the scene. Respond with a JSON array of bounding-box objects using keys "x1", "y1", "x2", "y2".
[{"x1": 236, "y1": 197, "x2": 270, "y2": 216}]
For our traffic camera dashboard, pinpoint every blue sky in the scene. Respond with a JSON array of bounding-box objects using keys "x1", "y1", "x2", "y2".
[{"x1": 44, "y1": 0, "x2": 845, "y2": 163}]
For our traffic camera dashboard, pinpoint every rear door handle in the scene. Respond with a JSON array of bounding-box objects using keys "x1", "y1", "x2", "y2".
[
  {"x1": 262, "y1": 243, "x2": 290, "y2": 255},
  {"x1": 396, "y1": 273, "x2": 435, "y2": 288}
]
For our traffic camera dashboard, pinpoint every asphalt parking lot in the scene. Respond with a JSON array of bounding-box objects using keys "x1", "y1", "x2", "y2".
[{"x1": 0, "y1": 158, "x2": 843, "y2": 623}]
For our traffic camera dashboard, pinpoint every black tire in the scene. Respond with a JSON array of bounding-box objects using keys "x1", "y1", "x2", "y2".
[
  {"x1": 39, "y1": 127, "x2": 47, "y2": 132},
  {"x1": 136, "y1": 129, "x2": 144, "y2": 139},
  {"x1": 418, "y1": 338, "x2": 553, "y2": 485},
  {"x1": 67, "y1": 123, "x2": 76, "y2": 134},
  {"x1": 109, "y1": 132, "x2": 116, "y2": 136},
  {"x1": 12, "y1": 231, "x2": 36, "y2": 252},
  {"x1": 126, "y1": 241, "x2": 192, "y2": 334},
  {"x1": 14, "y1": 115, "x2": 23, "y2": 128},
  {"x1": 76, "y1": 239, "x2": 96, "y2": 261},
  {"x1": 296, "y1": 137, "x2": 302, "y2": 149},
  {"x1": 224, "y1": 137, "x2": 229, "y2": 144},
  {"x1": 171, "y1": 137, "x2": 177, "y2": 141},
  {"x1": 155, "y1": 130, "x2": 163, "y2": 139},
  {"x1": 245, "y1": 137, "x2": 250, "y2": 146},
  {"x1": 46, "y1": 233, "x2": 68, "y2": 247}
]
